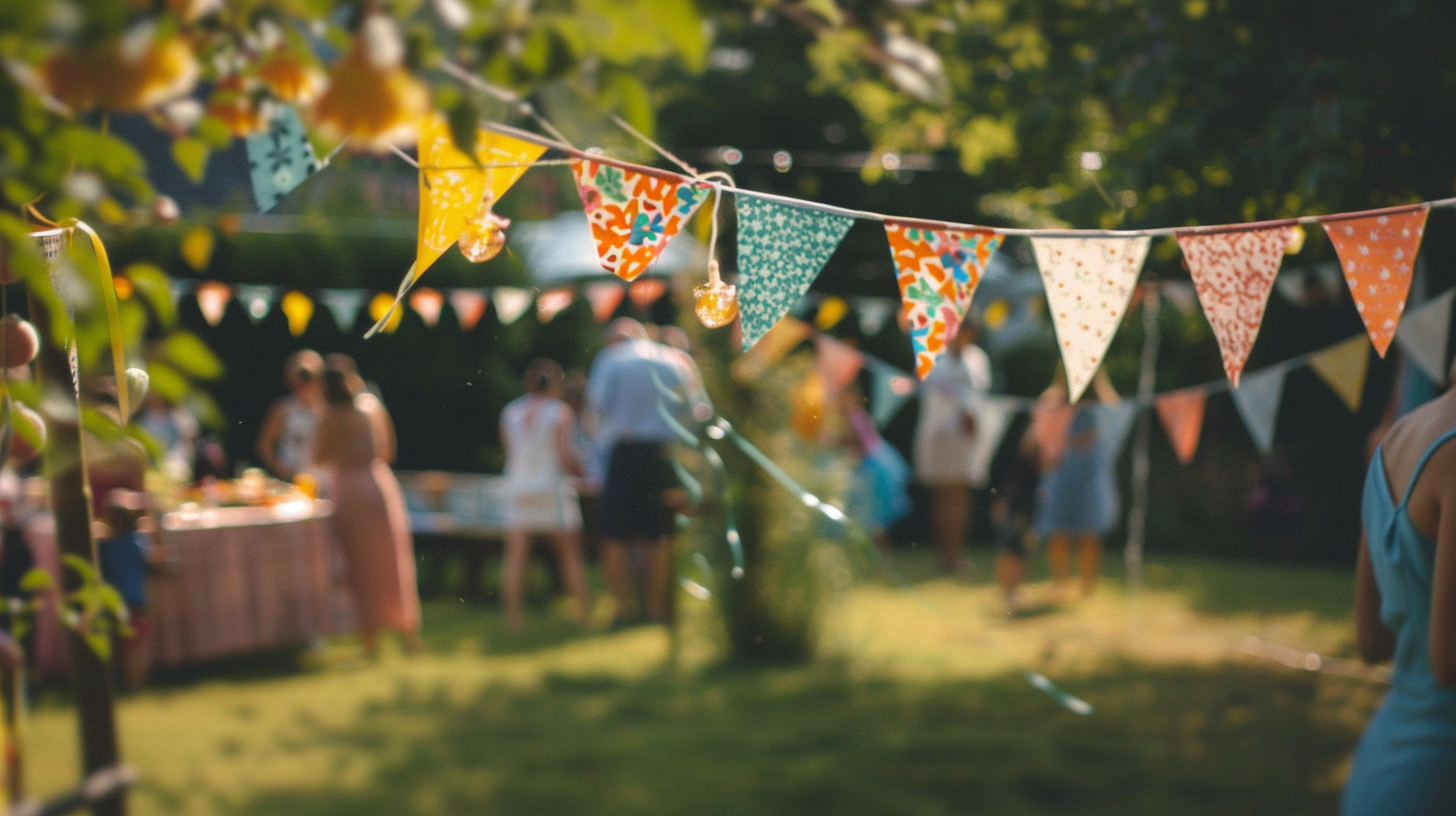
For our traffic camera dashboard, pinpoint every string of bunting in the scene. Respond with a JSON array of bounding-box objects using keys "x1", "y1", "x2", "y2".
[
  {"x1": 238, "y1": 100, "x2": 1451, "y2": 406},
  {"x1": 767, "y1": 286, "x2": 1453, "y2": 465}
]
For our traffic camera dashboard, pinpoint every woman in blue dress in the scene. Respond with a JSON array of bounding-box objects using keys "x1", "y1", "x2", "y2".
[
  {"x1": 1344, "y1": 358, "x2": 1456, "y2": 815},
  {"x1": 1034, "y1": 369, "x2": 1121, "y2": 598}
]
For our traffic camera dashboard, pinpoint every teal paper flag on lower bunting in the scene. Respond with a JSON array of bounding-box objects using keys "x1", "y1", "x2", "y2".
[
  {"x1": 246, "y1": 107, "x2": 320, "y2": 213},
  {"x1": 1231, "y1": 366, "x2": 1286, "y2": 454},
  {"x1": 865, "y1": 356, "x2": 917, "y2": 428},
  {"x1": 735, "y1": 196, "x2": 854, "y2": 350}
]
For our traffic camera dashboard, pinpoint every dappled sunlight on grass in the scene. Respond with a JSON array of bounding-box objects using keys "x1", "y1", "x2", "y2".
[{"x1": 26, "y1": 554, "x2": 1376, "y2": 816}]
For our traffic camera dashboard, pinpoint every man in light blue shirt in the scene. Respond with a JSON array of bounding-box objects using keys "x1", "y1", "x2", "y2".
[{"x1": 585, "y1": 318, "x2": 706, "y2": 624}]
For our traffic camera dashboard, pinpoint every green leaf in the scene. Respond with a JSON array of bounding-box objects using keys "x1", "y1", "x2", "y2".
[
  {"x1": 84, "y1": 630, "x2": 111, "y2": 662},
  {"x1": 144, "y1": 359, "x2": 190, "y2": 403},
  {"x1": 18, "y1": 567, "x2": 52, "y2": 593},
  {"x1": 161, "y1": 331, "x2": 225, "y2": 380},
  {"x1": 62, "y1": 554, "x2": 98, "y2": 586},
  {"x1": 125, "y1": 262, "x2": 177, "y2": 329},
  {"x1": 195, "y1": 117, "x2": 235, "y2": 150},
  {"x1": 172, "y1": 138, "x2": 210, "y2": 183},
  {"x1": 447, "y1": 98, "x2": 482, "y2": 164}
]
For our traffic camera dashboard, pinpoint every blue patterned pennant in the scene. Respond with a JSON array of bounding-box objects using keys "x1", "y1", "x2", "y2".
[
  {"x1": 1231, "y1": 366, "x2": 1285, "y2": 454},
  {"x1": 246, "y1": 107, "x2": 319, "y2": 212},
  {"x1": 864, "y1": 356, "x2": 917, "y2": 428},
  {"x1": 735, "y1": 196, "x2": 854, "y2": 350}
]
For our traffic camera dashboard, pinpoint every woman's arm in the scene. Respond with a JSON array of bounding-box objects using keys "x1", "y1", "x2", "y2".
[
  {"x1": 554, "y1": 407, "x2": 584, "y2": 478},
  {"x1": 255, "y1": 402, "x2": 286, "y2": 476},
  {"x1": 1356, "y1": 532, "x2": 1396, "y2": 664}
]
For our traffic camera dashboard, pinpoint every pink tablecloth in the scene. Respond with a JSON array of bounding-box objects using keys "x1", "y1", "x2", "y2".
[{"x1": 26, "y1": 501, "x2": 354, "y2": 678}]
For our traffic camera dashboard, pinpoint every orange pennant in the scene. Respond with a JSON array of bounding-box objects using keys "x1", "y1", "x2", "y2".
[
  {"x1": 1321, "y1": 209, "x2": 1427, "y2": 357},
  {"x1": 408, "y1": 287, "x2": 444, "y2": 327},
  {"x1": 585, "y1": 282, "x2": 626, "y2": 323},
  {"x1": 628, "y1": 278, "x2": 667, "y2": 310},
  {"x1": 1029, "y1": 400, "x2": 1077, "y2": 472},
  {"x1": 1155, "y1": 388, "x2": 1207, "y2": 465},
  {"x1": 447, "y1": 289, "x2": 488, "y2": 331},
  {"x1": 536, "y1": 287, "x2": 574, "y2": 323}
]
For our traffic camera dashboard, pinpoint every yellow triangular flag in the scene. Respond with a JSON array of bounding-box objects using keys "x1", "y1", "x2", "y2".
[
  {"x1": 1309, "y1": 334, "x2": 1370, "y2": 412},
  {"x1": 369, "y1": 117, "x2": 544, "y2": 338},
  {"x1": 416, "y1": 116, "x2": 546, "y2": 280}
]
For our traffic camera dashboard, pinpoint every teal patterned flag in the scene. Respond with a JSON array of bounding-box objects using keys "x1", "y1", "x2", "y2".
[
  {"x1": 735, "y1": 196, "x2": 854, "y2": 350},
  {"x1": 246, "y1": 107, "x2": 319, "y2": 213},
  {"x1": 1231, "y1": 366, "x2": 1286, "y2": 454},
  {"x1": 864, "y1": 356, "x2": 917, "y2": 428}
]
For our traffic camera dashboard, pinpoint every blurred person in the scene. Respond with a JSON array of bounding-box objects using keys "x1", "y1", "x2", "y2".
[
  {"x1": 315, "y1": 367, "x2": 421, "y2": 656},
  {"x1": 499, "y1": 359, "x2": 592, "y2": 629},
  {"x1": 256, "y1": 350, "x2": 324, "y2": 480},
  {"x1": 990, "y1": 426, "x2": 1041, "y2": 613},
  {"x1": 135, "y1": 390, "x2": 200, "y2": 483},
  {"x1": 585, "y1": 318, "x2": 700, "y2": 625},
  {"x1": 1034, "y1": 368, "x2": 1120, "y2": 599},
  {"x1": 1343, "y1": 357, "x2": 1456, "y2": 815},
  {"x1": 913, "y1": 316, "x2": 994, "y2": 575},
  {"x1": 325, "y1": 353, "x2": 395, "y2": 465},
  {"x1": 843, "y1": 392, "x2": 911, "y2": 552},
  {"x1": 81, "y1": 376, "x2": 154, "y2": 688}
]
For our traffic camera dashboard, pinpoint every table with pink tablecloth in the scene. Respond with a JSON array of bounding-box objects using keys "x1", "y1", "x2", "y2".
[{"x1": 26, "y1": 500, "x2": 353, "y2": 678}]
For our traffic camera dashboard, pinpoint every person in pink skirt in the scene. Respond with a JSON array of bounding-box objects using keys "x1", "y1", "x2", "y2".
[{"x1": 315, "y1": 363, "x2": 421, "y2": 656}]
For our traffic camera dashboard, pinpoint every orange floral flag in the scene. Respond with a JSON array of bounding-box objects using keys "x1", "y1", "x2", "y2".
[
  {"x1": 1321, "y1": 209, "x2": 1427, "y2": 356},
  {"x1": 1155, "y1": 388, "x2": 1207, "y2": 464},
  {"x1": 572, "y1": 160, "x2": 709, "y2": 281}
]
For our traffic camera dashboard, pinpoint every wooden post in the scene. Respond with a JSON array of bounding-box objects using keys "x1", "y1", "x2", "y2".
[
  {"x1": 1123, "y1": 284, "x2": 1160, "y2": 597},
  {"x1": 32, "y1": 229, "x2": 126, "y2": 816}
]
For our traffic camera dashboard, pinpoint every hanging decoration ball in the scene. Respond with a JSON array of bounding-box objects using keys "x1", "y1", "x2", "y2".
[
  {"x1": 125, "y1": 367, "x2": 150, "y2": 410},
  {"x1": 694, "y1": 279, "x2": 738, "y2": 328},
  {"x1": 693, "y1": 260, "x2": 738, "y2": 328},
  {"x1": 458, "y1": 201, "x2": 510, "y2": 263}
]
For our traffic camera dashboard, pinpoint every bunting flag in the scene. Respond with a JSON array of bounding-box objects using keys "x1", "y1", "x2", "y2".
[
  {"x1": 492, "y1": 286, "x2": 532, "y2": 326},
  {"x1": 1155, "y1": 389, "x2": 1206, "y2": 464},
  {"x1": 813, "y1": 334, "x2": 865, "y2": 397},
  {"x1": 736, "y1": 197, "x2": 854, "y2": 351},
  {"x1": 535, "y1": 287, "x2": 574, "y2": 323},
  {"x1": 367, "y1": 291, "x2": 403, "y2": 333},
  {"x1": 865, "y1": 356, "x2": 916, "y2": 428},
  {"x1": 571, "y1": 159, "x2": 709, "y2": 281},
  {"x1": 1231, "y1": 365, "x2": 1286, "y2": 454},
  {"x1": 1031, "y1": 235, "x2": 1149, "y2": 401},
  {"x1": 416, "y1": 117, "x2": 546, "y2": 279},
  {"x1": 1178, "y1": 226, "x2": 1292, "y2": 387},
  {"x1": 245, "y1": 106, "x2": 320, "y2": 213},
  {"x1": 730, "y1": 316, "x2": 812, "y2": 382},
  {"x1": 319, "y1": 288, "x2": 366, "y2": 332},
  {"x1": 854, "y1": 297, "x2": 895, "y2": 336},
  {"x1": 970, "y1": 396, "x2": 1017, "y2": 477},
  {"x1": 1394, "y1": 288, "x2": 1454, "y2": 384},
  {"x1": 884, "y1": 221, "x2": 1002, "y2": 379},
  {"x1": 628, "y1": 277, "x2": 668, "y2": 310},
  {"x1": 235, "y1": 284, "x2": 275, "y2": 324},
  {"x1": 814, "y1": 296, "x2": 850, "y2": 331},
  {"x1": 194, "y1": 281, "x2": 232, "y2": 326},
  {"x1": 279, "y1": 290, "x2": 314, "y2": 336},
  {"x1": 448, "y1": 289, "x2": 488, "y2": 331},
  {"x1": 1309, "y1": 334, "x2": 1371, "y2": 412},
  {"x1": 1322, "y1": 209, "x2": 1427, "y2": 356},
  {"x1": 409, "y1": 287, "x2": 444, "y2": 328},
  {"x1": 585, "y1": 282, "x2": 626, "y2": 323},
  {"x1": 1092, "y1": 399, "x2": 1139, "y2": 461}
]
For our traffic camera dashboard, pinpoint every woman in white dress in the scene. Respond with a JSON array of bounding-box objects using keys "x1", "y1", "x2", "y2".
[
  {"x1": 913, "y1": 318, "x2": 1005, "y2": 575},
  {"x1": 256, "y1": 350, "x2": 324, "y2": 480},
  {"x1": 500, "y1": 359, "x2": 592, "y2": 629}
]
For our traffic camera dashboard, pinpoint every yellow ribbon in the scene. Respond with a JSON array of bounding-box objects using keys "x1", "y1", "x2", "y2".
[{"x1": 27, "y1": 206, "x2": 131, "y2": 423}]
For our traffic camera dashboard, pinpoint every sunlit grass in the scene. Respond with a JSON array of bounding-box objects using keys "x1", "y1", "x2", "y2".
[{"x1": 26, "y1": 552, "x2": 1378, "y2": 815}]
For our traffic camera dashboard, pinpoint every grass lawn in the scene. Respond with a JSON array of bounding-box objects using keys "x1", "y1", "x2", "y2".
[{"x1": 26, "y1": 551, "x2": 1384, "y2": 815}]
